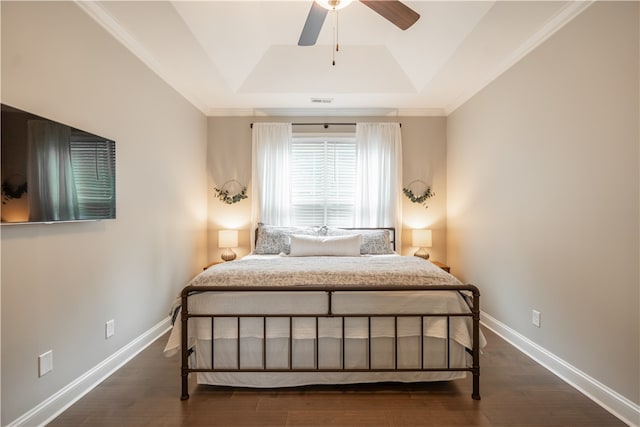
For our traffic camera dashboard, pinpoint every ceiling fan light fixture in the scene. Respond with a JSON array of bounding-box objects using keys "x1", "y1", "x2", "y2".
[{"x1": 315, "y1": 0, "x2": 354, "y2": 11}]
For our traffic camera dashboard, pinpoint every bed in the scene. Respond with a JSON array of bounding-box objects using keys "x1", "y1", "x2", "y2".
[{"x1": 164, "y1": 226, "x2": 485, "y2": 400}]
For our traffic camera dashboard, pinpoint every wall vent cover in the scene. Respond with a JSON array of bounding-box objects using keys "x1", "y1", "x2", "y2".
[{"x1": 310, "y1": 97, "x2": 333, "y2": 104}]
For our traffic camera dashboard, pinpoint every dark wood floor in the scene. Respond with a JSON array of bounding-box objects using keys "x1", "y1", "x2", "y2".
[{"x1": 49, "y1": 328, "x2": 626, "y2": 426}]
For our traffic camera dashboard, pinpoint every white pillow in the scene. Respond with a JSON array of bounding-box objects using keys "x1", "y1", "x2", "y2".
[{"x1": 288, "y1": 234, "x2": 361, "y2": 257}]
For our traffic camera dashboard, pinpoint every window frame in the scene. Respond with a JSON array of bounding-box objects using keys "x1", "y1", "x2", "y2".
[{"x1": 290, "y1": 134, "x2": 356, "y2": 227}]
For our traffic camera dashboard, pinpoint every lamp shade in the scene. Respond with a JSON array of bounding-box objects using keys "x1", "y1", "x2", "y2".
[
  {"x1": 218, "y1": 230, "x2": 238, "y2": 249},
  {"x1": 412, "y1": 229, "x2": 432, "y2": 248}
]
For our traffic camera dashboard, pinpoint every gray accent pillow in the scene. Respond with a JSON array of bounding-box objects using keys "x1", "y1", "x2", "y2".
[
  {"x1": 324, "y1": 228, "x2": 393, "y2": 255},
  {"x1": 254, "y1": 223, "x2": 321, "y2": 254}
]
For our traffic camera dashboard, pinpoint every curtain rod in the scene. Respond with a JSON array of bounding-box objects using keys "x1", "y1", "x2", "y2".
[{"x1": 250, "y1": 122, "x2": 401, "y2": 129}]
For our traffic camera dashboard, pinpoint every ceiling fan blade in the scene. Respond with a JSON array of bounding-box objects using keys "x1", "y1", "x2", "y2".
[
  {"x1": 298, "y1": 1, "x2": 329, "y2": 46},
  {"x1": 359, "y1": 0, "x2": 420, "y2": 30}
]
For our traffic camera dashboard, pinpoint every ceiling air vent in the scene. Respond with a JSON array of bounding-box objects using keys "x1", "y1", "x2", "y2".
[{"x1": 310, "y1": 97, "x2": 333, "y2": 104}]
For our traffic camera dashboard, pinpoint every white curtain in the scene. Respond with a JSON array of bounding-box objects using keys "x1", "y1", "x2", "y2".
[
  {"x1": 27, "y1": 119, "x2": 79, "y2": 222},
  {"x1": 354, "y1": 123, "x2": 403, "y2": 249},
  {"x1": 251, "y1": 123, "x2": 293, "y2": 248}
]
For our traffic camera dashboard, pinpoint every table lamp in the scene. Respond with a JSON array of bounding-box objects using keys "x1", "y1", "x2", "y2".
[
  {"x1": 218, "y1": 229, "x2": 238, "y2": 261},
  {"x1": 412, "y1": 229, "x2": 432, "y2": 260}
]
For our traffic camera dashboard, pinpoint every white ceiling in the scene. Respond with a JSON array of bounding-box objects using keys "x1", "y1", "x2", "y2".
[{"x1": 78, "y1": 1, "x2": 592, "y2": 116}]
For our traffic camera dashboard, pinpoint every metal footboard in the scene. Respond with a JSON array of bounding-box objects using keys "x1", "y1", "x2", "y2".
[{"x1": 180, "y1": 284, "x2": 481, "y2": 401}]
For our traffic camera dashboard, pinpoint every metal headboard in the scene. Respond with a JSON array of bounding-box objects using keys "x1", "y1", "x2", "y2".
[{"x1": 254, "y1": 227, "x2": 396, "y2": 252}]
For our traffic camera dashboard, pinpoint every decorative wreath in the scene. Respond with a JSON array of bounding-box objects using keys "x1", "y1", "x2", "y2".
[
  {"x1": 214, "y1": 179, "x2": 247, "y2": 205},
  {"x1": 1, "y1": 174, "x2": 27, "y2": 205},
  {"x1": 402, "y1": 180, "x2": 434, "y2": 208}
]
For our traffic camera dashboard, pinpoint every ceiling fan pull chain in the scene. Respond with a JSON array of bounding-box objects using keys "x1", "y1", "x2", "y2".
[
  {"x1": 331, "y1": 10, "x2": 337, "y2": 66},
  {"x1": 332, "y1": 34, "x2": 335, "y2": 66},
  {"x1": 336, "y1": 10, "x2": 340, "y2": 52},
  {"x1": 332, "y1": 10, "x2": 340, "y2": 66}
]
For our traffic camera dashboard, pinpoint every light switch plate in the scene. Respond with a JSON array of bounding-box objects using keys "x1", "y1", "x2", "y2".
[
  {"x1": 106, "y1": 319, "x2": 115, "y2": 339},
  {"x1": 39, "y1": 350, "x2": 53, "y2": 377},
  {"x1": 532, "y1": 310, "x2": 541, "y2": 327}
]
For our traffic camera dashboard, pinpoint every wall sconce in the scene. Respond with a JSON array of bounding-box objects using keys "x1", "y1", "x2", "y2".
[
  {"x1": 218, "y1": 229, "x2": 238, "y2": 261},
  {"x1": 412, "y1": 229, "x2": 432, "y2": 260}
]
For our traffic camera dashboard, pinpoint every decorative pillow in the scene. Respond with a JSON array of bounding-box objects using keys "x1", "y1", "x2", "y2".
[
  {"x1": 325, "y1": 228, "x2": 394, "y2": 254},
  {"x1": 360, "y1": 230, "x2": 394, "y2": 254},
  {"x1": 288, "y1": 234, "x2": 361, "y2": 257},
  {"x1": 254, "y1": 223, "x2": 320, "y2": 254}
]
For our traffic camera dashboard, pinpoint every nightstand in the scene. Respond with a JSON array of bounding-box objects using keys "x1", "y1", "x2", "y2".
[
  {"x1": 203, "y1": 261, "x2": 225, "y2": 271},
  {"x1": 431, "y1": 261, "x2": 450, "y2": 273}
]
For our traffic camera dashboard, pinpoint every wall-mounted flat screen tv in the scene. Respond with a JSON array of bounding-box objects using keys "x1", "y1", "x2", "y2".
[{"x1": 1, "y1": 104, "x2": 116, "y2": 224}]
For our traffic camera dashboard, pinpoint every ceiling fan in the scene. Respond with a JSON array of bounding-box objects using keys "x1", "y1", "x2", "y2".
[{"x1": 298, "y1": 0, "x2": 420, "y2": 46}]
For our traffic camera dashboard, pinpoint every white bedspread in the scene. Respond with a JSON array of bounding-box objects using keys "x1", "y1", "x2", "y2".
[
  {"x1": 189, "y1": 254, "x2": 460, "y2": 288},
  {"x1": 163, "y1": 255, "x2": 486, "y2": 356}
]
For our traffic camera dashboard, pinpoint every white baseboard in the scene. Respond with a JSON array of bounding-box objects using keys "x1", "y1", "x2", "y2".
[
  {"x1": 7, "y1": 317, "x2": 172, "y2": 427},
  {"x1": 8, "y1": 313, "x2": 638, "y2": 426},
  {"x1": 481, "y1": 311, "x2": 640, "y2": 427}
]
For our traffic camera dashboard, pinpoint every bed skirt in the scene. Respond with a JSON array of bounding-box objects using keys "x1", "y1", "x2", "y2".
[{"x1": 194, "y1": 335, "x2": 468, "y2": 387}]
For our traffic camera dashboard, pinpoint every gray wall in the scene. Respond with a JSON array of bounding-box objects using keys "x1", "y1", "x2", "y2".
[
  {"x1": 1, "y1": 2, "x2": 208, "y2": 424},
  {"x1": 3, "y1": 0, "x2": 638, "y2": 424},
  {"x1": 447, "y1": 1, "x2": 639, "y2": 406},
  {"x1": 207, "y1": 116, "x2": 448, "y2": 262}
]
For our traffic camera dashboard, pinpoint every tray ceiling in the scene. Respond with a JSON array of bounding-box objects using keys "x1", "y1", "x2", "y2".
[{"x1": 78, "y1": 1, "x2": 592, "y2": 116}]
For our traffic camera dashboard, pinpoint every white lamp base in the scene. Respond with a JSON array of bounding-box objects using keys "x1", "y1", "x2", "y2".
[{"x1": 414, "y1": 248, "x2": 430, "y2": 260}]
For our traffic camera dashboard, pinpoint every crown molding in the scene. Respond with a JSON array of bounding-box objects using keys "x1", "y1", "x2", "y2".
[
  {"x1": 76, "y1": 0, "x2": 592, "y2": 119},
  {"x1": 396, "y1": 108, "x2": 446, "y2": 117},
  {"x1": 207, "y1": 107, "x2": 446, "y2": 118},
  {"x1": 445, "y1": 0, "x2": 594, "y2": 115},
  {"x1": 74, "y1": 1, "x2": 209, "y2": 114}
]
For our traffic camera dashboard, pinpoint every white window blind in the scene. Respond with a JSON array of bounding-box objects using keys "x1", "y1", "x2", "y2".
[
  {"x1": 69, "y1": 132, "x2": 116, "y2": 219},
  {"x1": 290, "y1": 136, "x2": 356, "y2": 227}
]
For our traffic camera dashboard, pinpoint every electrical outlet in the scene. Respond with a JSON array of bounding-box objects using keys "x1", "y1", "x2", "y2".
[
  {"x1": 532, "y1": 309, "x2": 541, "y2": 328},
  {"x1": 38, "y1": 350, "x2": 53, "y2": 377},
  {"x1": 106, "y1": 319, "x2": 115, "y2": 339}
]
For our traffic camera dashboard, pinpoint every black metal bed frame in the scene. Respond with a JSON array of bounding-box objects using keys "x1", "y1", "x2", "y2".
[{"x1": 180, "y1": 284, "x2": 481, "y2": 400}]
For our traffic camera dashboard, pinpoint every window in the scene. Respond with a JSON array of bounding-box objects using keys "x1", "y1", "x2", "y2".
[
  {"x1": 290, "y1": 136, "x2": 356, "y2": 227},
  {"x1": 69, "y1": 132, "x2": 116, "y2": 220},
  {"x1": 251, "y1": 122, "x2": 403, "y2": 248}
]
